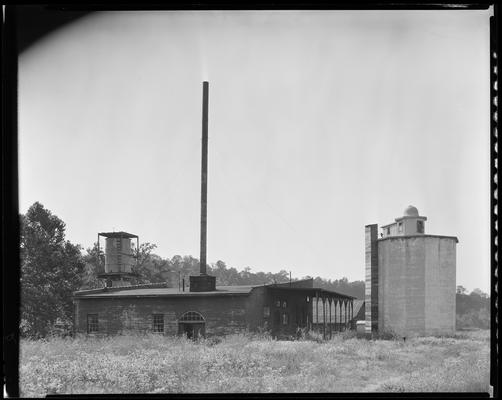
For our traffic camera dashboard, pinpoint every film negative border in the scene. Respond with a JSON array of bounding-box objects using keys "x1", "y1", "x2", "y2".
[{"x1": 490, "y1": 6, "x2": 499, "y2": 398}]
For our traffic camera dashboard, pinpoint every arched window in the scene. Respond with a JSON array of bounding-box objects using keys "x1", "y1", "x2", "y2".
[{"x1": 179, "y1": 311, "x2": 205, "y2": 322}]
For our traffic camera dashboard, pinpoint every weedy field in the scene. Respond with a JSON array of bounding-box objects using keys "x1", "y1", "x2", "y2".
[{"x1": 19, "y1": 329, "x2": 490, "y2": 396}]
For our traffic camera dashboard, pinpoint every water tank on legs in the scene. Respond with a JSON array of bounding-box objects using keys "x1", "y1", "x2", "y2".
[
  {"x1": 104, "y1": 236, "x2": 134, "y2": 273},
  {"x1": 97, "y1": 231, "x2": 139, "y2": 286}
]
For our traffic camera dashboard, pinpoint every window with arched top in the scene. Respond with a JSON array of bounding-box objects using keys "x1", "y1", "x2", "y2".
[{"x1": 179, "y1": 311, "x2": 205, "y2": 322}]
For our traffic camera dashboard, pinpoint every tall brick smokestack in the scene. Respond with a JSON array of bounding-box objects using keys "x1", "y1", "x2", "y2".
[
  {"x1": 190, "y1": 82, "x2": 215, "y2": 292},
  {"x1": 200, "y1": 81, "x2": 209, "y2": 275}
]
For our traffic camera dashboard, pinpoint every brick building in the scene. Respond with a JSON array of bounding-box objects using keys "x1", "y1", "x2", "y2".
[
  {"x1": 365, "y1": 206, "x2": 458, "y2": 336},
  {"x1": 73, "y1": 278, "x2": 356, "y2": 338}
]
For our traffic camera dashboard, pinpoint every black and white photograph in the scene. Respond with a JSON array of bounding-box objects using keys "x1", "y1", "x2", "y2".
[{"x1": 7, "y1": 4, "x2": 496, "y2": 396}]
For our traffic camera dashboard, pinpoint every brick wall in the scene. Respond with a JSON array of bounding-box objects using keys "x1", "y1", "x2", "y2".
[
  {"x1": 74, "y1": 295, "x2": 251, "y2": 337},
  {"x1": 74, "y1": 286, "x2": 322, "y2": 337},
  {"x1": 365, "y1": 224, "x2": 379, "y2": 333}
]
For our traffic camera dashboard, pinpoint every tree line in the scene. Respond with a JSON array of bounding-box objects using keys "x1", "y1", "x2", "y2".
[
  {"x1": 20, "y1": 202, "x2": 490, "y2": 338},
  {"x1": 82, "y1": 244, "x2": 366, "y2": 298},
  {"x1": 455, "y1": 286, "x2": 490, "y2": 330}
]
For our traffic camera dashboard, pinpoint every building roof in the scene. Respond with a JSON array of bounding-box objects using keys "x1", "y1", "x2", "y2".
[
  {"x1": 98, "y1": 231, "x2": 138, "y2": 239},
  {"x1": 73, "y1": 278, "x2": 356, "y2": 300},
  {"x1": 74, "y1": 284, "x2": 258, "y2": 298},
  {"x1": 378, "y1": 234, "x2": 459, "y2": 243},
  {"x1": 267, "y1": 285, "x2": 356, "y2": 299}
]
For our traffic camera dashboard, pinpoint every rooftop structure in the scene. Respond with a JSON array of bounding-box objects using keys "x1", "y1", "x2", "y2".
[{"x1": 380, "y1": 205, "x2": 428, "y2": 238}]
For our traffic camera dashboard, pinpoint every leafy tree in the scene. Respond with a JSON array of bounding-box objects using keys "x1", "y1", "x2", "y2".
[
  {"x1": 20, "y1": 202, "x2": 85, "y2": 338},
  {"x1": 81, "y1": 243, "x2": 105, "y2": 289},
  {"x1": 456, "y1": 285, "x2": 467, "y2": 295},
  {"x1": 471, "y1": 288, "x2": 488, "y2": 299},
  {"x1": 309, "y1": 276, "x2": 364, "y2": 298},
  {"x1": 456, "y1": 288, "x2": 490, "y2": 330},
  {"x1": 130, "y1": 242, "x2": 160, "y2": 284}
]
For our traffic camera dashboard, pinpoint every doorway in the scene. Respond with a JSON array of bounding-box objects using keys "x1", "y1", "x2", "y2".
[
  {"x1": 179, "y1": 322, "x2": 205, "y2": 339},
  {"x1": 178, "y1": 311, "x2": 206, "y2": 339}
]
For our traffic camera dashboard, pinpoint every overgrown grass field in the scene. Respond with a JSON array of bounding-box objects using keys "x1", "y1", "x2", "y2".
[{"x1": 20, "y1": 330, "x2": 490, "y2": 396}]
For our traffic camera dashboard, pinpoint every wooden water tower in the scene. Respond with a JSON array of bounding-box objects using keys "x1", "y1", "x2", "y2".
[{"x1": 97, "y1": 231, "x2": 139, "y2": 287}]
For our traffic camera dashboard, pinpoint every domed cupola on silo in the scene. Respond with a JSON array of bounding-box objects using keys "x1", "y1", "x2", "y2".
[
  {"x1": 398, "y1": 205, "x2": 427, "y2": 235},
  {"x1": 97, "y1": 231, "x2": 140, "y2": 287},
  {"x1": 403, "y1": 205, "x2": 419, "y2": 217},
  {"x1": 380, "y1": 205, "x2": 428, "y2": 238}
]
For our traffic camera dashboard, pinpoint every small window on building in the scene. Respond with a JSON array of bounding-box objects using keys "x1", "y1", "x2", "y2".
[
  {"x1": 417, "y1": 220, "x2": 424, "y2": 233},
  {"x1": 386, "y1": 227, "x2": 391, "y2": 235},
  {"x1": 282, "y1": 301, "x2": 287, "y2": 308},
  {"x1": 87, "y1": 314, "x2": 98, "y2": 333},
  {"x1": 263, "y1": 306, "x2": 270, "y2": 318},
  {"x1": 282, "y1": 312, "x2": 289, "y2": 325},
  {"x1": 153, "y1": 314, "x2": 164, "y2": 333},
  {"x1": 398, "y1": 222, "x2": 403, "y2": 232},
  {"x1": 275, "y1": 300, "x2": 281, "y2": 307}
]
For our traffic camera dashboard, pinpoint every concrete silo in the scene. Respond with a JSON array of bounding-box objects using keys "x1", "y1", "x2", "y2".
[{"x1": 365, "y1": 206, "x2": 458, "y2": 336}]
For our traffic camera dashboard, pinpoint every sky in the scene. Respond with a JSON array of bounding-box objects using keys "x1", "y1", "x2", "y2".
[{"x1": 18, "y1": 10, "x2": 491, "y2": 293}]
